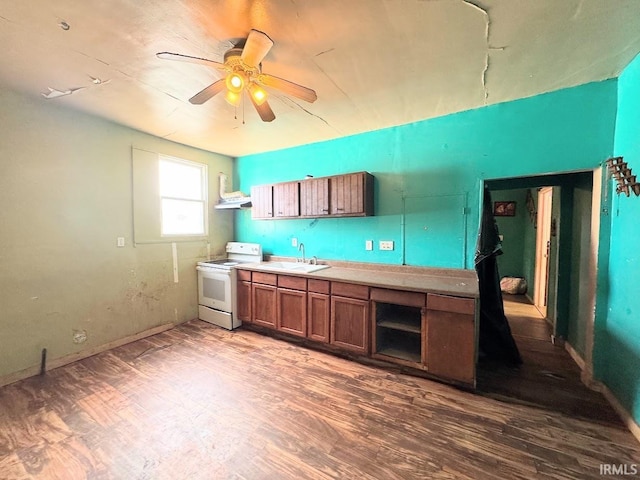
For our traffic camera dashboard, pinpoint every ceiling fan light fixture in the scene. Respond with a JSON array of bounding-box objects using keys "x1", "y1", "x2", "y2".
[
  {"x1": 226, "y1": 72, "x2": 245, "y2": 94},
  {"x1": 224, "y1": 89, "x2": 242, "y2": 107},
  {"x1": 247, "y1": 82, "x2": 268, "y2": 106}
]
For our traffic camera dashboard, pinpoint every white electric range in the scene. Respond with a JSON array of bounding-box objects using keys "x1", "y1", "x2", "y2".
[{"x1": 196, "y1": 242, "x2": 262, "y2": 329}]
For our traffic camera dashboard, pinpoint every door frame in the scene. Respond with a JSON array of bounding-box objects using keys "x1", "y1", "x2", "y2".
[{"x1": 534, "y1": 187, "x2": 553, "y2": 318}]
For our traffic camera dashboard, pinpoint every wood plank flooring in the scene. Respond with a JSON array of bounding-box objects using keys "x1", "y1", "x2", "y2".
[
  {"x1": 477, "y1": 295, "x2": 623, "y2": 424},
  {"x1": 1, "y1": 313, "x2": 639, "y2": 479}
]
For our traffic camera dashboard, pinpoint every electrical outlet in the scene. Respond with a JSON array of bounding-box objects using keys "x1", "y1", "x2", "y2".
[
  {"x1": 291, "y1": 237, "x2": 298, "y2": 247},
  {"x1": 365, "y1": 240, "x2": 373, "y2": 251},
  {"x1": 379, "y1": 240, "x2": 394, "y2": 251},
  {"x1": 117, "y1": 237, "x2": 125, "y2": 247}
]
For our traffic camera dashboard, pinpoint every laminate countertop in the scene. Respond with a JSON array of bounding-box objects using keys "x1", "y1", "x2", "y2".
[{"x1": 236, "y1": 261, "x2": 479, "y2": 298}]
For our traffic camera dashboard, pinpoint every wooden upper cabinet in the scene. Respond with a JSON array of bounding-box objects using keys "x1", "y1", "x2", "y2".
[
  {"x1": 330, "y1": 172, "x2": 374, "y2": 217},
  {"x1": 251, "y1": 172, "x2": 374, "y2": 220},
  {"x1": 250, "y1": 185, "x2": 273, "y2": 219},
  {"x1": 273, "y1": 182, "x2": 300, "y2": 218},
  {"x1": 300, "y1": 177, "x2": 330, "y2": 217}
]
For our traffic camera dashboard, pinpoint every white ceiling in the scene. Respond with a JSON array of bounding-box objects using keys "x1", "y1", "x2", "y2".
[{"x1": 2, "y1": 1, "x2": 640, "y2": 157}]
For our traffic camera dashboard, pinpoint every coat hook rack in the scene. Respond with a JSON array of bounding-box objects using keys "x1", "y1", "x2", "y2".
[{"x1": 605, "y1": 157, "x2": 640, "y2": 197}]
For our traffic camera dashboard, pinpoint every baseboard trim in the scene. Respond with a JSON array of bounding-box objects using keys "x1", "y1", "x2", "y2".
[
  {"x1": 0, "y1": 323, "x2": 174, "y2": 388},
  {"x1": 564, "y1": 341, "x2": 586, "y2": 371},
  {"x1": 599, "y1": 383, "x2": 640, "y2": 445}
]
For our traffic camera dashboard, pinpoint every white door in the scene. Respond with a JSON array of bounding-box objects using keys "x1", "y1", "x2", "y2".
[{"x1": 534, "y1": 187, "x2": 553, "y2": 317}]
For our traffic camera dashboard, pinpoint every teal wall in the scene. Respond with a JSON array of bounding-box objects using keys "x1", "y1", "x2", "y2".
[
  {"x1": 522, "y1": 190, "x2": 538, "y2": 303},
  {"x1": 567, "y1": 177, "x2": 593, "y2": 357},
  {"x1": 491, "y1": 189, "x2": 527, "y2": 279},
  {"x1": 602, "y1": 52, "x2": 640, "y2": 424},
  {"x1": 236, "y1": 80, "x2": 617, "y2": 270}
]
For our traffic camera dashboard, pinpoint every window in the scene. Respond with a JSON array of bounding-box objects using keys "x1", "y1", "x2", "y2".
[
  {"x1": 159, "y1": 156, "x2": 208, "y2": 236},
  {"x1": 132, "y1": 148, "x2": 209, "y2": 244}
]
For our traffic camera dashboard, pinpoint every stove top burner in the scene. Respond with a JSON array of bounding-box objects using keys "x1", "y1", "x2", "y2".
[{"x1": 197, "y1": 258, "x2": 253, "y2": 269}]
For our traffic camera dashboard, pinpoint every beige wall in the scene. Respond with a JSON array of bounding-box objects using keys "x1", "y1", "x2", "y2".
[{"x1": 0, "y1": 86, "x2": 234, "y2": 380}]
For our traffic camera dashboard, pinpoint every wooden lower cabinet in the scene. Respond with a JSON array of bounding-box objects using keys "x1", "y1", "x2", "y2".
[
  {"x1": 426, "y1": 294, "x2": 476, "y2": 385},
  {"x1": 237, "y1": 280, "x2": 252, "y2": 323},
  {"x1": 252, "y1": 283, "x2": 277, "y2": 329},
  {"x1": 308, "y1": 293, "x2": 330, "y2": 342},
  {"x1": 331, "y1": 296, "x2": 370, "y2": 354},
  {"x1": 371, "y1": 288, "x2": 426, "y2": 367},
  {"x1": 238, "y1": 268, "x2": 477, "y2": 387},
  {"x1": 277, "y1": 288, "x2": 307, "y2": 337}
]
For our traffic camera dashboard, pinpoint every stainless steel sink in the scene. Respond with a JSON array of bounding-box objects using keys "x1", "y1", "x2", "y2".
[{"x1": 258, "y1": 261, "x2": 330, "y2": 273}]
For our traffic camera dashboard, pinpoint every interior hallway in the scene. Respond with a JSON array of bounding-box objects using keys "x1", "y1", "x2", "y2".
[{"x1": 477, "y1": 295, "x2": 623, "y2": 426}]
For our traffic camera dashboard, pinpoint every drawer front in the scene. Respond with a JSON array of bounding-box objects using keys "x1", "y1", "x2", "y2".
[
  {"x1": 370, "y1": 288, "x2": 425, "y2": 308},
  {"x1": 331, "y1": 282, "x2": 369, "y2": 300},
  {"x1": 237, "y1": 269, "x2": 251, "y2": 281},
  {"x1": 278, "y1": 275, "x2": 307, "y2": 291},
  {"x1": 426, "y1": 294, "x2": 475, "y2": 315},
  {"x1": 308, "y1": 279, "x2": 330, "y2": 294},
  {"x1": 252, "y1": 272, "x2": 278, "y2": 286}
]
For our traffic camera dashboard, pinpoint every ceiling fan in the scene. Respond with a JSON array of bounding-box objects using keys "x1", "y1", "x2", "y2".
[{"x1": 157, "y1": 29, "x2": 317, "y2": 122}]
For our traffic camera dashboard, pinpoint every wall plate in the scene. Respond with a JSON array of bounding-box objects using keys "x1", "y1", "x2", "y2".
[{"x1": 379, "y1": 240, "x2": 394, "y2": 251}]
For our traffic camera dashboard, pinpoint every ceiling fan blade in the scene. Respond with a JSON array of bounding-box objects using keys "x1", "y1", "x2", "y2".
[
  {"x1": 241, "y1": 30, "x2": 274, "y2": 68},
  {"x1": 189, "y1": 79, "x2": 226, "y2": 105},
  {"x1": 157, "y1": 52, "x2": 225, "y2": 70},
  {"x1": 258, "y1": 74, "x2": 317, "y2": 103},
  {"x1": 249, "y1": 95, "x2": 276, "y2": 122}
]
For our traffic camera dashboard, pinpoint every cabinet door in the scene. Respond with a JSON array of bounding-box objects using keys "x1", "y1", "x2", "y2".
[
  {"x1": 251, "y1": 185, "x2": 273, "y2": 219},
  {"x1": 308, "y1": 293, "x2": 330, "y2": 343},
  {"x1": 277, "y1": 288, "x2": 307, "y2": 337},
  {"x1": 426, "y1": 295, "x2": 476, "y2": 385},
  {"x1": 252, "y1": 283, "x2": 277, "y2": 328},
  {"x1": 330, "y1": 172, "x2": 373, "y2": 216},
  {"x1": 237, "y1": 280, "x2": 252, "y2": 323},
  {"x1": 300, "y1": 177, "x2": 329, "y2": 217},
  {"x1": 331, "y1": 296, "x2": 370, "y2": 354},
  {"x1": 273, "y1": 182, "x2": 300, "y2": 218}
]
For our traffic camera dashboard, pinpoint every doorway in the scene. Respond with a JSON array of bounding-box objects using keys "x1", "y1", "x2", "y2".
[
  {"x1": 478, "y1": 170, "x2": 607, "y2": 421},
  {"x1": 486, "y1": 169, "x2": 600, "y2": 370},
  {"x1": 534, "y1": 187, "x2": 553, "y2": 319}
]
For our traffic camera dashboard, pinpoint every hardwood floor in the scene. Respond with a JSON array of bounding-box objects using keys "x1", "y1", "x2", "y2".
[
  {"x1": 477, "y1": 295, "x2": 623, "y2": 424},
  {"x1": 1, "y1": 316, "x2": 639, "y2": 479}
]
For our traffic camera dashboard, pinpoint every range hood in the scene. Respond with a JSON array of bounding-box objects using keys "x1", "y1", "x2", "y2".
[
  {"x1": 214, "y1": 173, "x2": 252, "y2": 210},
  {"x1": 214, "y1": 198, "x2": 252, "y2": 209}
]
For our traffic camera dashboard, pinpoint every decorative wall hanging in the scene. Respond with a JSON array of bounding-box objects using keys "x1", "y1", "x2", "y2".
[
  {"x1": 605, "y1": 157, "x2": 640, "y2": 197},
  {"x1": 494, "y1": 201, "x2": 516, "y2": 217},
  {"x1": 525, "y1": 189, "x2": 536, "y2": 226}
]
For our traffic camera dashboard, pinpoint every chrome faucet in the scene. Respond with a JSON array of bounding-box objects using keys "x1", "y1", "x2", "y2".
[{"x1": 298, "y1": 243, "x2": 305, "y2": 263}]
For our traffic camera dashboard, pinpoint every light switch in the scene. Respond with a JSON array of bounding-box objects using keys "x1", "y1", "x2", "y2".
[
  {"x1": 291, "y1": 237, "x2": 298, "y2": 247},
  {"x1": 117, "y1": 237, "x2": 125, "y2": 247},
  {"x1": 365, "y1": 240, "x2": 373, "y2": 251}
]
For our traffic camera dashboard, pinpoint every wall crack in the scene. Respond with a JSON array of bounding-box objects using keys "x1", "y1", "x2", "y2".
[{"x1": 461, "y1": 0, "x2": 494, "y2": 104}]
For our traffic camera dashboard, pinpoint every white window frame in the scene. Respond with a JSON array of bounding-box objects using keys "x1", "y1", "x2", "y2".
[{"x1": 158, "y1": 154, "x2": 208, "y2": 238}]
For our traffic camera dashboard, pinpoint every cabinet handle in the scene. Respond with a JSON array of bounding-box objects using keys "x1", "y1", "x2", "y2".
[
  {"x1": 336, "y1": 208, "x2": 344, "y2": 211},
  {"x1": 322, "y1": 209, "x2": 329, "y2": 212}
]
